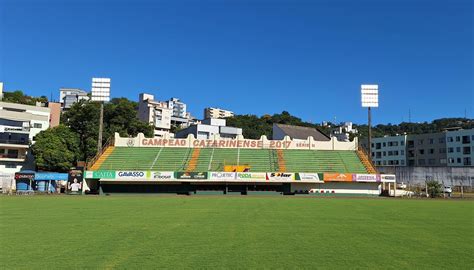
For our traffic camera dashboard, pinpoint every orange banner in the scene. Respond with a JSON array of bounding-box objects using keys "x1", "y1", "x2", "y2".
[{"x1": 323, "y1": 173, "x2": 353, "y2": 182}]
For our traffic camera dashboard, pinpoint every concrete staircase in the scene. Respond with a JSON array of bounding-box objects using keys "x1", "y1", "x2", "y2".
[
  {"x1": 276, "y1": 149, "x2": 287, "y2": 172},
  {"x1": 90, "y1": 146, "x2": 115, "y2": 170},
  {"x1": 186, "y1": 148, "x2": 201, "y2": 172},
  {"x1": 356, "y1": 149, "x2": 377, "y2": 174}
]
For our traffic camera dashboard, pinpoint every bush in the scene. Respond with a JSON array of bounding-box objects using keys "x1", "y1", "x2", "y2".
[{"x1": 426, "y1": 180, "x2": 442, "y2": 198}]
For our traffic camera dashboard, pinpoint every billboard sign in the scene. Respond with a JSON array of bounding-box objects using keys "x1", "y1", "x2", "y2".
[
  {"x1": 381, "y1": 174, "x2": 396, "y2": 183},
  {"x1": 116, "y1": 171, "x2": 147, "y2": 180},
  {"x1": 87, "y1": 170, "x2": 116, "y2": 179},
  {"x1": 323, "y1": 173, "x2": 353, "y2": 182},
  {"x1": 266, "y1": 172, "x2": 295, "y2": 181},
  {"x1": 68, "y1": 170, "x2": 83, "y2": 193},
  {"x1": 148, "y1": 171, "x2": 174, "y2": 181},
  {"x1": 295, "y1": 173, "x2": 324, "y2": 183},
  {"x1": 209, "y1": 172, "x2": 237, "y2": 180},
  {"x1": 352, "y1": 174, "x2": 381, "y2": 182},
  {"x1": 175, "y1": 172, "x2": 208, "y2": 180},
  {"x1": 361, "y1": 84, "x2": 379, "y2": 108},
  {"x1": 236, "y1": 172, "x2": 266, "y2": 181}
]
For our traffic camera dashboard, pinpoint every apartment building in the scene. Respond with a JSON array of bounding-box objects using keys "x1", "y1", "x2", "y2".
[
  {"x1": 137, "y1": 93, "x2": 173, "y2": 137},
  {"x1": 0, "y1": 101, "x2": 50, "y2": 173},
  {"x1": 370, "y1": 135, "x2": 407, "y2": 166},
  {"x1": 204, "y1": 107, "x2": 234, "y2": 119},
  {"x1": 446, "y1": 129, "x2": 473, "y2": 166}
]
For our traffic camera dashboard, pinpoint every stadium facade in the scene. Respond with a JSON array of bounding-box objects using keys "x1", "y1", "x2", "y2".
[{"x1": 84, "y1": 133, "x2": 396, "y2": 196}]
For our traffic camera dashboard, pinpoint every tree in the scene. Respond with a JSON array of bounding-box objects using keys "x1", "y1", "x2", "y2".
[
  {"x1": 3, "y1": 90, "x2": 48, "y2": 105},
  {"x1": 32, "y1": 125, "x2": 80, "y2": 172},
  {"x1": 62, "y1": 98, "x2": 154, "y2": 161},
  {"x1": 426, "y1": 180, "x2": 442, "y2": 198}
]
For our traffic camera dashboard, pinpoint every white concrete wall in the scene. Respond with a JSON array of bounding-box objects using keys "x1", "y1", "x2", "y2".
[
  {"x1": 291, "y1": 182, "x2": 381, "y2": 195},
  {"x1": 115, "y1": 132, "x2": 357, "y2": 150}
]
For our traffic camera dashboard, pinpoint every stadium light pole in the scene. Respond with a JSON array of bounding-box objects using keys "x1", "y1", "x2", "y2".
[
  {"x1": 361, "y1": 84, "x2": 379, "y2": 162},
  {"x1": 91, "y1": 77, "x2": 111, "y2": 154}
]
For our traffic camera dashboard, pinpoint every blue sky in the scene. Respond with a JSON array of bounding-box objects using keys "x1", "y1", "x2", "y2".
[{"x1": 1, "y1": 0, "x2": 472, "y2": 124}]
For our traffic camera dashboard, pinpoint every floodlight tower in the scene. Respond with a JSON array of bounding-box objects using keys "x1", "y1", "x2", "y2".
[
  {"x1": 91, "y1": 77, "x2": 111, "y2": 153},
  {"x1": 361, "y1": 84, "x2": 379, "y2": 161}
]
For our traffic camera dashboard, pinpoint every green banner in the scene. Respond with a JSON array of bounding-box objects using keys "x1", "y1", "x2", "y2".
[{"x1": 92, "y1": 170, "x2": 116, "y2": 179}]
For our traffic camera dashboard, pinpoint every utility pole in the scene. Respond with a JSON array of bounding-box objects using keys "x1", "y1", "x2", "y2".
[
  {"x1": 97, "y1": 102, "x2": 104, "y2": 153},
  {"x1": 368, "y1": 107, "x2": 372, "y2": 162}
]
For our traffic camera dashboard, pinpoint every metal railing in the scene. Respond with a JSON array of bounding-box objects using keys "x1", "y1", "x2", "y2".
[
  {"x1": 0, "y1": 139, "x2": 30, "y2": 145},
  {"x1": 86, "y1": 136, "x2": 114, "y2": 169}
]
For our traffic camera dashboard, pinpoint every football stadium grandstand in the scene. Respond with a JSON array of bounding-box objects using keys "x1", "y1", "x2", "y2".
[{"x1": 84, "y1": 132, "x2": 395, "y2": 195}]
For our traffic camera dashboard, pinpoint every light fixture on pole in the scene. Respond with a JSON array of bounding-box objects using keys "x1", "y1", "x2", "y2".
[
  {"x1": 361, "y1": 84, "x2": 379, "y2": 162},
  {"x1": 91, "y1": 77, "x2": 111, "y2": 154}
]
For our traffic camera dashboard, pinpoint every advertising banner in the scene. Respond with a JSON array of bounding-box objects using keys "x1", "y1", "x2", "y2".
[
  {"x1": 266, "y1": 172, "x2": 295, "y2": 182},
  {"x1": 352, "y1": 174, "x2": 381, "y2": 182},
  {"x1": 381, "y1": 174, "x2": 396, "y2": 183},
  {"x1": 175, "y1": 172, "x2": 208, "y2": 180},
  {"x1": 209, "y1": 172, "x2": 237, "y2": 180},
  {"x1": 15, "y1": 172, "x2": 35, "y2": 181},
  {"x1": 88, "y1": 170, "x2": 116, "y2": 179},
  {"x1": 148, "y1": 171, "x2": 174, "y2": 181},
  {"x1": 323, "y1": 173, "x2": 353, "y2": 182},
  {"x1": 236, "y1": 172, "x2": 267, "y2": 181},
  {"x1": 34, "y1": 172, "x2": 68, "y2": 181},
  {"x1": 295, "y1": 173, "x2": 324, "y2": 183},
  {"x1": 68, "y1": 170, "x2": 83, "y2": 193},
  {"x1": 116, "y1": 171, "x2": 147, "y2": 180}
]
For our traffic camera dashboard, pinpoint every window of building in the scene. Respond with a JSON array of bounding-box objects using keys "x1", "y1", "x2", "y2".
[
  {"x1": 472, "y1": 135, "x2": 474, "y2": 140},
  {"x1": 401, "y1": 150, "x2": 405, "y2": 155},
  {"x1": 448, "y1": 148, "x2": 453, "y2": 153},
  {"x1": 394, "y1": 151, "x2": 399, "y2": 155},
  {"x1": 371, "y1": 143, "x2": 374, "y2": 148},
  {"x1": 376, "y1": 143, "x2": 381, "y2": 149},
  {"x1": 439, "y1": 148, "x2": 446, "y2": 154},
  {"x1": 5, "y1": 164, "x2": 17, "y2": 168},
  {"x1": 388, "y1": 151, "x2": 393, "y2": 156},
  {"x1": 463, "y1": 147, "x2": 471, "y2": 155},
  {"x1": 457, "y1": 158, "x2": 461, "y2": 163},
  {"x1": 395, "y1": 160, "x2": 399, "y2": 165},
  {"x1": 376, "y1": 161, "x2": 381, "y2": 165},
  {"x1": 393, "y1": 141, "x2": 398, "y2": 146},
  {"x1": 464, "y1": 157, "x2": 472, "y2": 166},
  {"x1": 462, "y1": 136, "x2": 470, "y2": 144},
  {"x1": 447, "y1": 137, "x2": 453, "y2": 142},
  {"x1": 418, "y1": 139, "x2": 423, "y2": 145},
  {"x1": 428, "y1": 159, "x2": 436, "y2": 165},
  {"x1": 383, "y1": 151, "x2": 386, "y2": 156},
  {"x1": 439, "y1": 138, "x2": 445, "y2": 143},
  {"x1": 429, "y1": 139, "x2": 434, "y2": 144},
  {"x1": 401, "y1": 141, "x2": 405, "y2": 146},
  {"x1": 456, "y1": 136, "x2": 460, "y2": 142},
  {"x1": 429, "y1": 149, "x2": 434, "y2": 154},
  {"x1": 448, "y1": 158, "x2": 454, "y2": 164},
  {"x1": 401, "y1": 160, "x2": 405, "y2": 165},
  {"x1": 440, "y1": 159, "x2": 447, "y2": 164},
  {"x1": 456, "y1": 147, "x2": 461, "y2": 153},
  {"x1": 418, "y1": 159, "x2": 425, "y2": 165},
  {"x1": 383, "y1": 142, "x2": 386, "y2": 147},
  {"x1": 419, "y1": 149, "x2": 424, "y2": 155},
  {"x1": 33, "y1": 123, "x2": 42, "y2": 129},
  {"x1": 383, "y1": 160, "x2": 387, "y2": 165}
]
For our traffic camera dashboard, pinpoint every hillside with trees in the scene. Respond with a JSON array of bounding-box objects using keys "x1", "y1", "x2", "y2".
[
  {"x1": 2, "y1": 90, "x2": 48, "y2": 105},
  {"x1": 226, "y1": 112, "x2": 473, "y2": 140}
]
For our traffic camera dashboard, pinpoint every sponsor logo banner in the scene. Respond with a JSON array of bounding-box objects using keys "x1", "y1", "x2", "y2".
[
  {"x1": 175, "y1": 172, "x2": 208, "y2": 180},
  {"x1": 90, "y1": 170, "x2": 116, "y2": 179},
  {"x1": 236, "y1": 172, "x2": 266, "y2": 181},
  {"x1": 148, "y1": 171, "x2": 174, "y2": 180},
  {"x1": 295, "y1": 173, "x2": 324, "y2": 182},
  {"x1": 266, "y1": 172, "x2": 295, "y2": 181},
  {"x1": 323, "y1": 173, "x2": 353, "y2": 182},
  {"x1": 381, "y1": 174, "x2": 396, "y2": 183},
  {"x1": 15, "y1": 173, "x2": 35, "y2": 180},
  {"x1": 209, "y1": 172, "x2": 237, "y2": 180},
  {"x1": 116, "y1": 171, "x2": 147, "y2": 180},
  {"x1": 352, "y1": 174, "x2": 381, "y2": 182}
]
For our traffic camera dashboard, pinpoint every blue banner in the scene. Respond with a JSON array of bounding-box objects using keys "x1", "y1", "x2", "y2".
[{"x1": 34, "y1": 172, "x2": 69, "y2": 181}]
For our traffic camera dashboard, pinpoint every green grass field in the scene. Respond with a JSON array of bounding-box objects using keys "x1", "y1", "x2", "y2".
[{"x1": 1, "y1": 196, "x2": 473, "y2": 269}]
